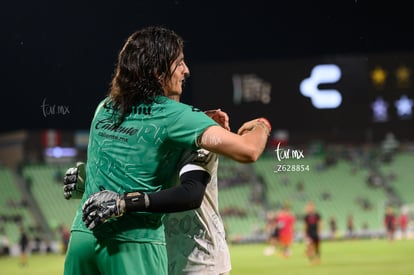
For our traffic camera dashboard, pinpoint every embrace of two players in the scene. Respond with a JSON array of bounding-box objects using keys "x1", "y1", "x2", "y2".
[
  {"x1": 62, "y1": 25, "x2": 271, "y2": 275},
  {"x1": 64, "y1": 115, "x2": 272, "y2": 231}
]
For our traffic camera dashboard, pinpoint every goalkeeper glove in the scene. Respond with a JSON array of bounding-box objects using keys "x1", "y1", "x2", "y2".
[
  {"x1": 63, "y1": 162, "x2": 86, "y2": 199},
  {"x1": 82, "y1": 190, "x2": 148, "y2": 230}
]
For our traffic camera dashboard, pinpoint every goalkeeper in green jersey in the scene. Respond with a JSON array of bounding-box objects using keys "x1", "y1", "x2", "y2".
[
  {"x1": 64, "y1": 119, "x2": 232, "y2": 275},
  {"x1": 64, "y1": 146, "x2": 232, "y2": 275},
  {"x1": 63, "y1": 26, "x2": 271, "y2": 275}
]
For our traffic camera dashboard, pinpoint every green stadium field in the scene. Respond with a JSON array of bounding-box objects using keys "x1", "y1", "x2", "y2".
[{"x1": 1, "y1": 239, "x2": 413, "y2": 275}]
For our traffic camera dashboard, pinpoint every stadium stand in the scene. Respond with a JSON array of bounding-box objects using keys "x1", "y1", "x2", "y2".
[
  {"x1": 0, "y1": 167, "x2": 36, "y2": 244},
  {"x1": 379, "y1": 152, "x2": 414, "y2": 204},
  {"x1": 0, "y1": 148, "x2": 411, "y2": 247},
  {"x1": 22, "y1": 165, "x2": 79, "y2": 238}
]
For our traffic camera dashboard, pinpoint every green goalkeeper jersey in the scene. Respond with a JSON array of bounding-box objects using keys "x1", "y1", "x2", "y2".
[{"x1": 70, "y1": 96, "x2": 217, "y2": 244}]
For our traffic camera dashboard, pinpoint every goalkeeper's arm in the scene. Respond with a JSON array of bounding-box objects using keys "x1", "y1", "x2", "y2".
[
  {"x1": 65, "y1": 163, "x2": 209, "y2": 212},
  {"x1": 65, "y1": 163, "x2": 210, "y2": 212},
  {"x1": 118, "y1": 169, "x2": 210, "y2": 214},
  {"x1": 82, "y1": 169, "x2": 210, "y2": 229}
]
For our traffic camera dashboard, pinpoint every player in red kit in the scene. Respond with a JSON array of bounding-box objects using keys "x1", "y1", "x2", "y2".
[
  {"x1": 399, "y1": 208, "x2": 409, "y2": 240},
  {"x1": 277, "y1": 203, "x2": 296, "y2": 258},
  {"x1": 384, "y1": 206, "x2": 397, "y2": 241}
]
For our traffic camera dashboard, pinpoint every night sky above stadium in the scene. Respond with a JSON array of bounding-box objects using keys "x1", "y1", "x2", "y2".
[{"x1": 1, "y1": 0, "x2": 413, "y2": 133}]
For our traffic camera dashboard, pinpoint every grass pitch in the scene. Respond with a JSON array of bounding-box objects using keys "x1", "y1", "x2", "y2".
[
  {"x1": 1, "y1": 239, "x2": 413, "y2": 274},
  {"x1": 230, "y1": 239, "x2": 414, "y2": 275}
]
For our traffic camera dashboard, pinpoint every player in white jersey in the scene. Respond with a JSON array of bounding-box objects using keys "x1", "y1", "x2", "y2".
[{"x1": 165, "y1": 148, "x2": 231, "y2": 275}]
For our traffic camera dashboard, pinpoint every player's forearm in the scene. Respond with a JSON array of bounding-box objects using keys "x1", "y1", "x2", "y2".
[
  {"x1": 199, "y1": 118, "x2": 271, "y2": 163},
  {"x1": 238, "y1": 125, "x2": 269, "y2": 161}
]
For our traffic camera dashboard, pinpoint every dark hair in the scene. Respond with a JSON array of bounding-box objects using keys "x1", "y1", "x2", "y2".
[{"x1": 108, "y1": 26, "x2": 184, "y2": 125}]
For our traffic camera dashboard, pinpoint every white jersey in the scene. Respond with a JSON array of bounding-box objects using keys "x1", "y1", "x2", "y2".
[{"x1": 165, "y1": 149, "x2": 231, "y2": 275}]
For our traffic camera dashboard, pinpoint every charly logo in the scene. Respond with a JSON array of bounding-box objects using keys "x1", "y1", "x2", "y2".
[
  {"x1": 300, "y1": 64, "x2": 342, "y2": 109},
  {"x1": 40, "y1": 98, "x2": 70, "y2": 117},
  {"x1": 274, "y1": 142, "x2": 310, "y2": 173}
]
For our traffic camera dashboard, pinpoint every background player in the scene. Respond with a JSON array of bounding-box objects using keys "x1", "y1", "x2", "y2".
[
  {"x1": 303, "y1": 201, "x2": 322, "y2": 264},
  {"x1": 384, "y1": 206, "x2": 397, "y2": 241},
  {"x1": 398, "y1": 207, "x2": 409, "y2": 240},
  {"x1": 276, "y1": 202, "x2": 296, "y2": 258},
  {"x1": 263, "y1": 210, "x2": 280, "y2": 256}
]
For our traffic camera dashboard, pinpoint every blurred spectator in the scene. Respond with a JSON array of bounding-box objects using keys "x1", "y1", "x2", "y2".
[
  {"x1": 346, "y1": 214, "x2": 355, "y2": 238},
  {"x1": 221, "y1": 207, "x2": 247, "y2": 218},
  {"x1": 280, "y1": 175, "x2": 290, "y2": 186},
  {"x1": 54, "y1": 168, "x2": 63, "y2": 182},
  {"x1": 381, "y1": 132, "x2": 399, "y2": 163},
  {"x1": 19, "y1": 227, "x2": 29, "y2": 266},
  {"x1": 321, "y1": 190, "x2": 331, "y2": 201},
  {"x1": 60, "y1": 224, "x2": 71, "y2": 254},
  {"x1": 362, "y1": 222, "x2": 369, "y2": 232},
  {"x1": 0, "y1": 227, "x2": 10, "y2": 256},
  {"x1": 356, "y1": 197, "x2": 373, "y2": 211},
  {"x1": 31, "y1": 235, "x2": 42, "y2": 254},
  {"x1": 296, "y1": 180, "x2": 304, "y2": 192},
  {"x1": 295, "y1": 180, "x2": 308, "y2": 200},
  {"x1": 360, "y1": 222, "x2": 370, "y2": 239},
  {"x1": 366, "y1": 169, "x2": 384, "y2": 188},
  {"x1": 329, "y1": 216, "x2": 337, "y2": 240},
  {"x1": 251, "y1": 176, "x2": 266, "y2": 205},
  {"x1": 362, "y1": 199, "x2": 372, "y2": 211},
  {"x1": 324, "y1": 153, "x2": 338, "y2": 168}
]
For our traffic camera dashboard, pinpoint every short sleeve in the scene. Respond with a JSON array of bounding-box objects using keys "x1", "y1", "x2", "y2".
[{"x1": 167, "y1": 103, "x2": 218, "y2": 150}]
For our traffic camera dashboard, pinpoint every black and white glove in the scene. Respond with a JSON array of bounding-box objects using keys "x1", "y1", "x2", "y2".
[
  {"x1": 63, "y1": 162, "x2": 86, "y2": 200},
  {"x1": 82, "y1": 190, "x2": 126, "y2": 230},
  {"x1": 82, "y1": 190, "x2": 148, "y2": 230}
]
